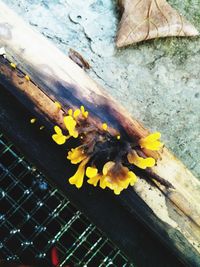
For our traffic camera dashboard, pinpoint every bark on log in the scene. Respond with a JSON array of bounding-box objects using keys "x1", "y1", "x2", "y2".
[{"x1": 0, "y1": 1, "x2": 200, "y2": 266}]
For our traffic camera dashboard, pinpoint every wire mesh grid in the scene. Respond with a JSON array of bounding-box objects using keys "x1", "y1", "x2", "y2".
[{"x1": 0, "y1": 133, "x2": 134, "y2": 266}]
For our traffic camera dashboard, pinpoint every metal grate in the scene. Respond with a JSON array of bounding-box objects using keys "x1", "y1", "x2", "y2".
[{"x1": 0, "y1": 133, "x2": 134, "y2": 266}]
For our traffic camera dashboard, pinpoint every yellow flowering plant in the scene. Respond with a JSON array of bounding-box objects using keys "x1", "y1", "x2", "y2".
[{"x1": 51, "y1": 102, "x2": 166, "y2": 195}]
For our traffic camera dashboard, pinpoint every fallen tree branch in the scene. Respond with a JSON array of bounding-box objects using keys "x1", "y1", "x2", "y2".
[{"x1": 0, "y1": 1, "x2": 200, "y2": 266}]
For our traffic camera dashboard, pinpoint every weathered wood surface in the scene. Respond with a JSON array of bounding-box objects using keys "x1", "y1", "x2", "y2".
[{"x1": 0, "y1": 1, "x2": 200, "y2": 266}]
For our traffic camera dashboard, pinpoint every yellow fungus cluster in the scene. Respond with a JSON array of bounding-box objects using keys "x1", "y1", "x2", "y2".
[
  {"x1": 86, "y1": 162, "x2": 137, "y2": 195},
  {"x1": 52, "y1": 106, "x2": 89, "y2": 145},
  {"x1": 126, "y1": 132, "x2": 162, "y2": 170},
  {"x1": 67, "y1": 147, "x2": 137, "y2": 194},
  {"x1": 51, "y1": 105, "x2": 163, "y2": 195}
]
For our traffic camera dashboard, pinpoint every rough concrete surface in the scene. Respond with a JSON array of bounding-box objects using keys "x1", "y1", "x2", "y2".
[{"x1": 3, "y1": 0, "x2": 200, "y2": 180}]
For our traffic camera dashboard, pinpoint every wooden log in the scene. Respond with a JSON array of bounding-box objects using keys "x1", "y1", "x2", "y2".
[
  {"x1": 0, "y1": 82, "x2": 186, "y2": 267},
  {"x1": 0, "y1": 1, "x2": 200, "y2": 266}
]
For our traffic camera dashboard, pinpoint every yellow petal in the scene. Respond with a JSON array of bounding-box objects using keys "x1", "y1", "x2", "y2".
[
  {"x1": 68, "y1": 158, "x2": 89, "y2": 189},
  {"x1": 10, "y1": 62, "x2": 16, "y2": 69},
  {"x1": 84, "y1": 111, "x2": 88, "y2": 118},
  {"x1": 99, "y1": 176, "x2": 108, "y2": 189},
  {"x1": 102, "y1": 123, "x2": 108, "y2": 131},
  {"x1": 141, "y1": 141, "x2": 163, "y2": 151},
  {"x1": 54, "y1": 125, "x2": 62, "y2": 135},
  {"x1": 119, "y1": 178, "x2": 130, "y2": 189},
  {"x1": 68, "y1": 109, "x2": 73, "y2": 116},
  {"x1": 114, "y1": 187, "x2": 123, "y2": 195},
  {"x1": 55, "y1": 101, "x2": 62, "y2": 109},
  {"x1": 30, "y1": 118, "x2": 36, "y2": 124},
  {"x1": 80, "y1": 105, "x2": 85, "y2": 113},
  {"x1": 107, "y1": 181, "x2": 124, "y2": 195},
  {"x1": 102, "y1": 161, "x2": 115, "y2": 175},
  {"x1": 64, "y1": 115, "x2": 79, "y2": 138},
  {"x1": 127, "y1": 151, "x2": 155, "y2": 169},
  {"x1": 67, "y1": 147, "x2": 86, "y2": 164},
  {"x1": 25, "y1": 74, "x2": 30, "y2": 81},
  {"x1": 87, "y1": 174, "x2": 101, "y2": 187},
  {"x1": 142, "y1": 157, "x2": 156, "y2": 168},
  {"x1": 142, "y1": 132, "x2": 161, "y2": 142},
  {"x1": 111, "y1": 173, "x2": 136, "y2": 194},
  {"x1": 139, "y1": 132, "x2": 163, "y2": 151},
  {"x1": 86, "y1": 167, "x2": 98, "y2": 178},
  {"x1": 104, "y1": 166, "x2": 137, "y2": 194},
  {"x1": 72, "y1": 130, "x2": 79, "y2": 138},
  {"x1": 149, "y1": 141, "x2": 163, "y2": 151},
  {"x1": 117, "y1": 135, "x2": 121, "y2": 140},
  {"x1": 81, "y1": 105, "x2": 89, "y2": 118},
  {"x1": 128, "y1": 171, "x2": 137, "y2": 186},
  {"x1": 64, "y1": 115, "x2": 76, "y2": 130},
  {"x1": 52, "y1": 134, "x2": 66, "y2": 145},
  {"x1": 73, "y1": 109, "x2": 80, "y2": 118}
]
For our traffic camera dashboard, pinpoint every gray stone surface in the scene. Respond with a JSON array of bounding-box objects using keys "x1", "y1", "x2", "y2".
[{"x1": 3, "y1": 0, "x2": 200, "y2": 179}]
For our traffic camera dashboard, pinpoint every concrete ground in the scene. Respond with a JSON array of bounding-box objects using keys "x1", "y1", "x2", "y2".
[{"x1": 3, "y1": 0, "x2": 200, "y2": 180}]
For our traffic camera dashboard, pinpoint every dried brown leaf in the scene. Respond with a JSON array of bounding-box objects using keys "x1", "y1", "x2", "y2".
[{"x1": 116, "y1": 0, "x2": 199, "y2": 47}]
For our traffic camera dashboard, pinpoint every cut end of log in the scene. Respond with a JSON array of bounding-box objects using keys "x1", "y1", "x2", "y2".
[{"x1": 116, "y1": 0, "x2": 199, "y2": 48}]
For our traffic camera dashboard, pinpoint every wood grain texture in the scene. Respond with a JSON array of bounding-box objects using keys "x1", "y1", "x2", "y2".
[
  {"x1": 116, "y1": 0, "x2": 199, "y2": 47},
  {"x1": 0, "y1": 1, "x2": 200, "y2": 266}
]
